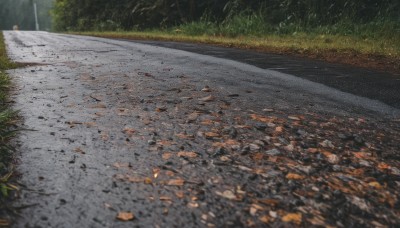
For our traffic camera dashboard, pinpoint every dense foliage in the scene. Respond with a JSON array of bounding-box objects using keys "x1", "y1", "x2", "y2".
[
  {"x1": 51, "y1": 0, "x2": 399, "y2": 32},
  {"x1": 0, "y1": 0, "x2": 53, "y2": 31}
]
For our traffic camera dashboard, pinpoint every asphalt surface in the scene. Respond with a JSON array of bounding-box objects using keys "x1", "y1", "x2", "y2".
[
  {"x1": 3, "y1": 31, "x2": 400, "y2": 227},
  {"x1": 130, "y1": 39, "x2": 400, "y2": 109}
]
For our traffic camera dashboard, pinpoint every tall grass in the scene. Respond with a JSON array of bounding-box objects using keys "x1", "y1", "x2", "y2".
[
  {"x1": 0, "y1": 32, "x2": 18, "y2": 202},
  {"x1": 178, "y1": 11, "x2": 400, "y2": 42}
]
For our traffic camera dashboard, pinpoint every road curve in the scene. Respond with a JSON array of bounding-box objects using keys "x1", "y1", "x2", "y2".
[{"x1": 3, "y1": 31, "x2": 400, "y2": 227}]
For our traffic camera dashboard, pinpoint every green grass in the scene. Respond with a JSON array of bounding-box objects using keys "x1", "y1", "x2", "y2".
[{"x1": 0, "y1": 32, "x2": 18, "y2": 210}]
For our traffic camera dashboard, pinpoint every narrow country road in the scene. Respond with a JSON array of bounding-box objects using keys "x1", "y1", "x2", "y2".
[{"x1": 3, "y1": 31, "x2": 400, "y2": 227}]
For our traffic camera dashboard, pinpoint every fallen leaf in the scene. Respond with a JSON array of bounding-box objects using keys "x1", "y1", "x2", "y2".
[
  {"x1": 159, "y1": 196, "x2": 172, "y2": 201},
  {"x1": 216, "y1": 190, "x2": 237, "y2": 200},
  {"x1": 122, "y1": 127, "x2": 135, "y2": 136},
  {"x1": 286, "y1": 173, "x2": 305, "y2": 180},
  {"x1": 116, "y1": 212, "x2": 135, "y2": 221},
  {"x1": 368, "y1": 181, "x2": 383, "y2": 189},
  {"x1": 144, "y1": 177, "x2": 152, "y2": 184},
  {"x1": 378, "y1": 162, "x2": 391, "y2": 170},
  {"x1": 282, "y1": 213, "x2": 302, "y2": 225},
  {"x1": 177, "y1": 151, "x2": 197, "y2": 158},
  {"x1": 259, "y1": 215, "x2": 270, "y2": 224},
  {"x1": 113, "y1": 162, "x2": 131, "y2": 169},
  {"x1": 275, "y1": 126, "x2": 283, "y2": 133},
  {"x1": 258, "y1": 199, "x2": 280, "y2": 207},
  {"x1": 187, "y1": 112, "x2": 199, "y2": 122},
  {"x1": 353, "y1": 152, "x2": 370, "y2": 159},
  {"x1": 188, "y1": 202, "x2": 199, "y2": 208},
  {"x1": 250, "y1": 114, "x2": 276, "y2": 123},
  {"x1": 205, "y1": 132, "x2": 220, "y2": 138},
  {"x1": 198, "y1": 95, "x2": 215, "y2": 102},
  {"x1": 175, "y1": 191, "x2": 185, "y2": 198},
  {"x1": 307, "y1": 148, "x2": 319, "y2": 153},
  {"x1": 167, "y1": 179, "x2": 185, "y2": 186},
  {"x1": 156, "y1": 107, "x2": 167, "y2": 112},
  {"x1": 326, "y1": 154, "x2": 340, "y2": 164},
  {"x1": 201, "y1": 119, "x2": 214, "y2": 125},
  {"x1": 175, "y1": 133, "x2": 194, "y2": 139},
  {"x1": 212, "y1": 140, "x2": 240, "y2": 148},
  {"x1": 83, "y1": 122, "x2": 97, "y2": 127},
  {"x1": 0, "y1": 219, "x2": 10, "y2": 226},
  {"x1": 162, "y1": 152, "x2": 173, "y2": 160},
  {"x1": 288, "y1": 116, "x2": 301, "y2": 121}
]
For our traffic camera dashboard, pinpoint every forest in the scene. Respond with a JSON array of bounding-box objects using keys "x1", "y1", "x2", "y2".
[
  {"x1": 0, "y1": 0, "x2": 53, "y2": 31},
  {"x1": 50, "y1": 0, "x2": 399, "y2": 37}
]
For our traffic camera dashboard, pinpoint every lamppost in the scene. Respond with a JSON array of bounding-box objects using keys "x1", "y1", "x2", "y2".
[{"x1": 33, "y1": 2, "x2": 39, "y2": 31}]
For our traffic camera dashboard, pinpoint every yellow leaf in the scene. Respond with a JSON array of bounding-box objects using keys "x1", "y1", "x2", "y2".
[
  {"x1": 116, "y1": 212, "x2": 135, "y2": 221},
  {"x1": 144, "y1": 177, "x2": 152, "y2": 184},
  {"x1": 282, "y1": 213, "x2": 302, "y2": 225},
  {"x1": 368, "y1": 181, "x2": 382, "y2": 189},
  {"x1": 286, "y1": 173, "x2": 305, "y2": 180}
]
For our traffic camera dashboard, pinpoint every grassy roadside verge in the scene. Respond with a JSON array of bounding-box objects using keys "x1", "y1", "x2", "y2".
[
  {"x1": 0, "y1": 32, "x2": 18, "y2": 227},
  {"x1": 72, "y1": 31, "x2": 400, "y2": 75}
]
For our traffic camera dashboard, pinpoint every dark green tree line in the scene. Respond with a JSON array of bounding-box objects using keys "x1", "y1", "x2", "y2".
[{"x1": 52, "y1": 0, "x2": 399, "y2": 31}]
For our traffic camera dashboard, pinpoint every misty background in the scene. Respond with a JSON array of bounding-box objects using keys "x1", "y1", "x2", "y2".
[{"x1": 0, "y1": 0, "x2": 54, "y2": 31}]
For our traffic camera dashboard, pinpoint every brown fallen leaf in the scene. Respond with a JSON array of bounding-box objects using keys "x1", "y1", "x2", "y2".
[
  {"x1": 187, "y1": 112, "x2": 199, "y2": 122},
  {"x1": 83, "y1": 122, "x2": 97, "y2": 127},
  {"x1": 116, "y1": 212, "x2": 135, "y2": 221},
  {"x1": 307, "y1": 148, "x2": 319, "y2": 153},
  {"x1": 201, "y1": 119, "x2": 214, "y2": 125},
  {"x1": 175, "y1": 133, "x2": 194, "y2": 139},
  {"x1": 286, "y1": 173, "x2": 305, "y2": 180},
  {"x1": 212, "y1": 139, "x2": 240, "y2": 148},
  {"x1": 167, "y1": 179, "x2": 185, "y2": 186},
  {"x1": 377, "y1": 162, "x2": 391, "y2": 170},
  {"x1": 162, "y1": 152, "x2": 173, "y2": 160},
  {"x1": 0, "y1": 219, "x2": 10, "y2": 226},
  {"x1": 122, "y1": 127, "x2": 135, "y2": 136},
  {"x1": 259, "y1": 215, "x2": 270, "y2": 224},
  {"x1": 282, "y1": 213, "x2": 302, "y2": 225},
  {"x1": 275, "y1": 126, "x2": 283, "y2": 133},
  {"x1": 175, "y1": 191, "x2": 185, "y2": 198},
  {"x1": 159, "y1": 196, "x2": 172, "y2": 201},
  {"x1": 177, "y1": 151, "x2": 197, "y2": 158},
  {"x1": 250, "y1": 114, "x2": 276, "y2": 123},
  {"x1": 258, "y1": 199, "x2": 280, "y2": 207},
  {"x1": 205, "y1": 132, "x2": 220, "y2": 139}
]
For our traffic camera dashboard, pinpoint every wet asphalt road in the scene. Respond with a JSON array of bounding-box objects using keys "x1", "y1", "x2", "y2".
[
  {"x1": 3, "y1": 31, "x2": 400, "y2": 227},
  {"x1": 129, "y1": 40, "x2": 400, "y2": 109}
]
